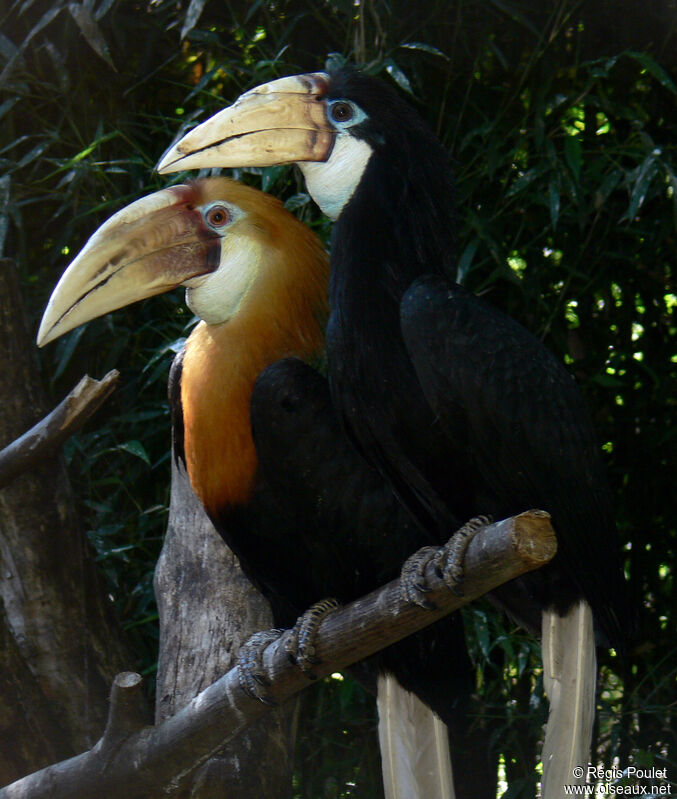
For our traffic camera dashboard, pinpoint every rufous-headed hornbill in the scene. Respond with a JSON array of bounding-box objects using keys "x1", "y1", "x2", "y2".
[
  {"x1": 37, "y1": 177, "x2": 496, "y2": 799},
  {"x1": 156, "y1": 67, "x2": 631, "y2": 797}
]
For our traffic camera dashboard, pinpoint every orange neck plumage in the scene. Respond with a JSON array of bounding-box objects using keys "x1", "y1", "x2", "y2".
[{"x1": 179, "y1": 207, "x2": 328, "y2": 518}]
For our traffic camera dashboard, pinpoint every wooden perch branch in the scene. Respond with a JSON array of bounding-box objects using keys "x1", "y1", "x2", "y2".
[
  {"x1": 0, "y1": 371, "x2": 119, "y2": 489},
  {"x1": 0, "y1": 510, "x2": 556, "y2": 799}
]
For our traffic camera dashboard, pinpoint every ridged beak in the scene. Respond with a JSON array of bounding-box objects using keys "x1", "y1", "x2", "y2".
[
  {"x1": 37, "y1": 184, "x2": 220, "y2": 346},
  {"x1": 156, "y1": 73, "x2": 334, "y2": 174}
]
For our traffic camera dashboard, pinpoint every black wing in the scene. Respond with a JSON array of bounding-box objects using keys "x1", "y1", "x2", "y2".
[
  {"x1": 250, "y1": 358, "x2": 477, "y2": 731},
  {"x1": 250, "y1": 357, "x2": 424, "y2": 597},
  {"x1": 400, "y1": 275, "x2": 627, "y2": 648},
  {"x1": 168, "y1": 347, "x2": 185, "y2": 466}
]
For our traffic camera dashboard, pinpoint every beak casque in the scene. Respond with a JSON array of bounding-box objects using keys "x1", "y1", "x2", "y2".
[
  {"x1": 156, "y1": 73, "x2": 334, "y2": 174},
  {"x1": 37, "y1": 184, "x2": 219, "y2": 346}
]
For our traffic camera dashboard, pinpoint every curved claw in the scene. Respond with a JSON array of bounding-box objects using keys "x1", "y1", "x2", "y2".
[
  {"x1": 434, "y1": 515, "x2": 492, "y2": 596},
  {"x1": 237, "y1": 629, "x2": 284, "y2": 706},
  {"x1": 400, "y1": 546, "x2": 439, "y2": 609},
  {"x1": 286, "y1": 598, "x2": 341, "y2": 677}
]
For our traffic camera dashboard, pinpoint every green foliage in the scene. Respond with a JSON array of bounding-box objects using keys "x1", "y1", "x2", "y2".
[{"x1": 2, "y1": 0, "x2": 675, "y2": 795}]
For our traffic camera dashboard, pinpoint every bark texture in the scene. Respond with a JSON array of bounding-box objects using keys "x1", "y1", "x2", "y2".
[
  {"x1": 0, "y1": 259, "x2": 135, "y2": 783},
  {"x1": 154, "y1": 456, "x2": 297, "y2": 798}
]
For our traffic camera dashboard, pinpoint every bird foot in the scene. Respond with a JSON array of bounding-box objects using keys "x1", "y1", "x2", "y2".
[
  {"x1": 399, "y1": 516, "x2": 491, "y2": 606},
  {"x1": 237, "y1": 628, "x2": 284, "y2": 706},
  {"x1": 433, "y1": 515, "x2": 491, "y2": 595},
  {"x1": 400, "y1": 546, "x2": 440, "y2": 609},
  {"x1": 285, "y1": 598, "x2": 341, "y2": 678}
]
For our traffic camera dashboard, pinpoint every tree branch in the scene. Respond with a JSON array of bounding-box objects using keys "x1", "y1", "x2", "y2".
[
  {"x1": 0, "y1": 510, "x2": 556, "y2": 799},
  {"x1": 0, "y1": 371, "x2": 119, "y2": 489}
]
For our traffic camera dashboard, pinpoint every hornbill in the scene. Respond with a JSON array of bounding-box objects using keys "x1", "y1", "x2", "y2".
[
  {"x1": 156, "y1": 67, "x2": 630, "y2": 796},
  {"x1": 37, "y1": 177, "x2": 496, "y2": 799}
]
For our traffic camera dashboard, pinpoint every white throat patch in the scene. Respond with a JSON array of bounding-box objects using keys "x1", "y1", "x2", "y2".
[
  {"x1": 184, "y1": 236, "x2": 260, "y2": 325},
  {"x1": 300, "y1": 134, "x2": 373, "y2": 220}
]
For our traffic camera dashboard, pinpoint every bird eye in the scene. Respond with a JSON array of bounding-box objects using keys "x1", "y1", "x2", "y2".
[
  {"x1": 330, "y1": 102, "x2": 355, "y2": 123},
  {"x1": 205, "y1": 204, "x2": 231, "y2": 229}
]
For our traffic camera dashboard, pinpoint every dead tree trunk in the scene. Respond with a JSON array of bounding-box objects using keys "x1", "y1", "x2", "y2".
[
  {"x1": 154, "y1": 457, "x2": 297, "y2": 798},
  {"x1": 0, "y1": 260, "x2": 136, "y2": 782}
]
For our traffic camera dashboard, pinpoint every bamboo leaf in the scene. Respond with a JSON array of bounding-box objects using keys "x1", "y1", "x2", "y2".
[
  {"x1": 488, "y1": 0, "x2": 540, "y2": 37},
  {"x1": 624, "y1": 152, "x2": 659, "y2": 220},
  {"x1": 626, "y1": 51, "x2": 677, "y2": 94},
  {"x1": 180, "y1": 0, "x2": 208, "y2": 40},
  {"x1": 0, "y1": 175, "x2": 10, "y2": 258},
  {"x1": 456, "y1": 238, "x2": 479, "y2": 284},
  {"x1": 245, "y1": 0, "x2": 265, "y2": 24},
  {"x1": 17, "y1": 141, "x2": 51, "y2": 168},
  {"x1": 53, "y1": 326, "x2": 87, "y2": 380},
  {"x1": 115, "y1": 440, "x2": 151, "y2": 466},
  {"x1": 284, "y1": 192, "x2": 311, "y2": 211},
  {"x1": 564, "y1": 135, "x2": 581, "y2": 182},
  {"x1": 548, "y1": 178, "x2": 560, "y2": 230},
  {"x1": 594, "y1": 169, "x2": 622, "y2": 209},
  {"x1": 399, "y1": 41, "x2": 449, "y2": 60},
  {"x1": 0, "y1": 5, "x2": 63, "y2": 86},
  {"x1": 384, "y1": 59, "x2": 414, "y2": 95},
  {"x1": 507, "y1": 166, "x2": 545, "y2": 197},
  {"x1": 68, "y1": 2, "x2": 116, "y2": 70},
  {"x1": 94, "y1": 0, "x2": 117, "y2": 21}
]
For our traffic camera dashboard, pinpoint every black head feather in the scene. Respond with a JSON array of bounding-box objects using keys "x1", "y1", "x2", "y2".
[{"x1": 326, "y1": 67, "x2": 457, "y2": 287}]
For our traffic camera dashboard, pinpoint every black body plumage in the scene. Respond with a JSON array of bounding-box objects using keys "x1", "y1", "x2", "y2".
[
  {"x1": 169, "y1": 352, "x2": 491, "y2": 793},
  {"x1": 324, "y1": 67, "x2": 627, "y2": 650}
]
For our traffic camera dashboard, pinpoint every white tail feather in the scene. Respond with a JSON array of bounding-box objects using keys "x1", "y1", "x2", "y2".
[
  {"x1": 377, "y1": 673, "x2": 455, "y2": 799},
  {"x1": 541, "y1": 601, "x2": 597, "y2": 798}
]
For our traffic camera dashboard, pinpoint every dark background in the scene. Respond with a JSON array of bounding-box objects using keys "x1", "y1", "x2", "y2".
[{"x1": 1, "y1": 1, "x2": 675, "y2": 795}]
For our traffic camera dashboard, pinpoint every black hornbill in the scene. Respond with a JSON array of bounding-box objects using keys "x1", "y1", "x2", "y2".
[
  {"x1": 38, "y1": 177, "x2": 495, "y2": 799},
  {"x1": 157, "y1": 67, "x2": 630, "y2": 796}
]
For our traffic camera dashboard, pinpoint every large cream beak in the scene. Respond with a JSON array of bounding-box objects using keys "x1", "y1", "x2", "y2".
[
  {"x1": 156, "y1": 73, "x2": 334, "y2": 174},
  {"x1": 37, "y1": 184, "x2": 220, "y2": 346}
]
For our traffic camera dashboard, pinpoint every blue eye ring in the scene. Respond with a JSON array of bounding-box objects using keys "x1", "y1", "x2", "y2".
[{"x1": 327, "y1": 100, "x2": 368, "y2": 130}]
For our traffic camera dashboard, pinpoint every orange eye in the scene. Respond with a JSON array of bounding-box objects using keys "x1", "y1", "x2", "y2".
[{"x1": 205, "y1": 204, "x2": 231, "y2": 228}]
